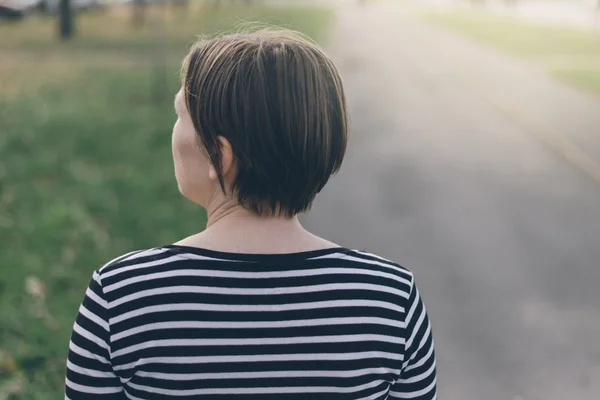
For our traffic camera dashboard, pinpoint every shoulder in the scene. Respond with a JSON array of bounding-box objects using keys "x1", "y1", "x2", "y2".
[
  {"x1": 95, "y1": 247, "x2": 177, "y2": 281},
  {"x1": 344, "y1": 249, "x2": 413, "y2": 274},
  {"x1": 331, "y1": 249, "x2": 416, "y2": 289}
]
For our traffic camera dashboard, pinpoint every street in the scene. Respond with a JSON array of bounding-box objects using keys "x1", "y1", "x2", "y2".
[{"x1": 304, "y1": 3, "x2": 600, "y2": 399}]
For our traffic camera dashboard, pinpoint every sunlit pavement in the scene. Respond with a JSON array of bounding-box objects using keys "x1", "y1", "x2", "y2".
[{"x1": 303, "y1": 3, "x2": 600, "y2": 399}]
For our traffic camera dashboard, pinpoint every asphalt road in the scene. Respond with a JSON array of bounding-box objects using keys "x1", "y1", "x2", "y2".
[{"x1": 303, "y1": 3, "x2": 600, "y2": 399}]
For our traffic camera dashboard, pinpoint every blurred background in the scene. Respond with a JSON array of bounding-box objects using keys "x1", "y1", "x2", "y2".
[{"x1": 1, "y1": 0, "x2": 599, "y2": 399}]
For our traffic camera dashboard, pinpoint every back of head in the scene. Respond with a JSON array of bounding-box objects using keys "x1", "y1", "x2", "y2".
[{"x1": 181, "y1": 28, "x2": 348, "y2": 217}]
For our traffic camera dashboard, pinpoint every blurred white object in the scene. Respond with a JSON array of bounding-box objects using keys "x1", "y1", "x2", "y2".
[
  {"x1": 0, "y1": 0, "x2": 107, "y2": 13},
  {"x1": 41, "y1": 0, "x2": 107, "y2": 12}
]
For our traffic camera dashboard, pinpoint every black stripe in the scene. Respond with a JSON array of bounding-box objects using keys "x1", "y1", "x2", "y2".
[
  {"x1": 66, "y1": 248, "x2": 436, "y2": 400},
  {"x1": 111, "y1": 323, "x2": 404, "y2": 351},
  {"x1": 112, "y1": 340, "x2": 404, "y2": 366},
  {"x1": 110, "y1": 289, "x2": 409, "y2": 318},
  {"x1": 107, "y1": 273, "x2": 411, "y2": 300}
]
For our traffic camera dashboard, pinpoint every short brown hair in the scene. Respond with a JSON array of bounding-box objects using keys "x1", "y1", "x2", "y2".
[{"x1": 181, "y1": 28, "x2": 348, "y2": 217}]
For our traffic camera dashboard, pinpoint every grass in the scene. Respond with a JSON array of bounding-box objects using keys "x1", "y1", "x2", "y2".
[
  {"x1": 2, "y1": 4, "x2": 332, "y2": 51},
  {"x1": 0, "y1": 4, "x2": 334, "y2": 399},
  {"x1": 422, "y1": 10, "x2": 600, "y2": 95},
  {"x1": 0, "y1": 3, "x2": 333, "y2": 96}
]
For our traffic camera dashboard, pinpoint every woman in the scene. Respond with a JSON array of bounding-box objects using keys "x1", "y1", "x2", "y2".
[{"x1": 65, "y1": 28, "x2": 437, "y2": 400}]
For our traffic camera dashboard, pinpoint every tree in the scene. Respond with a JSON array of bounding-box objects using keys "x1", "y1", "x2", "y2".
[
  {"x1": 152, "y1": 1, "x2": 168, "y2": 104},
  {"x1": 132, "y1": 0, "x2": 147, "y2": 28},
  {"x1": 171, "y1": 0, "x2": 189, "y2": 9},
  {"x1": 59, "y1": 0, "x2": 75, "y2": 39}
]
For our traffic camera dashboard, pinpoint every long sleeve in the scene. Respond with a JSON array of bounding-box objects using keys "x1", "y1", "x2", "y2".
[
  {"x1": 389, "y1": 278, "x2": 437, "y2": 399},
  {"x1": 65, "y1": 270, "x2": 124, "y2": 399}
]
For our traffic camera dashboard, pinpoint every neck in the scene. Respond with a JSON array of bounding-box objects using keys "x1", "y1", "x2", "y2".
[
  {"x1": 176, "y1": 199, "x2": 337, "y2": 254},
  {"x1": 205, "y1": 200, "x2": 303, "y2": 232}
]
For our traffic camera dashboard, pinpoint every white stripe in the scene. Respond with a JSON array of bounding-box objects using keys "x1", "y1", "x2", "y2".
[
  {"x1": 353, "y1": 250, "x2": 397, "y2": 264},
  {"x1": 113, "y1": 351, "x2": 404, "y2": 371},
  {"x1": 104, "y1": 266, "x2": 411, "y2": 293},
  {"x1": 85, "y1": 286, "x2": 105, "y2": 310},
  {"x1": 399, "y1": 359, "x2": 436, "y2": 384},
  {"x1": 315, "y1": 253, "x2": 412, "y2": 278},
  {"x1": 406, "y1": 306, "x2": 426, "y2": 350},
  {"x1": 112, "y1": 334, "x2": 403, "y2": 358},
  {"x1": 101, "y1": 255, "x2": 183, "y2": 279},
  {"x1": 109, "y1": 283, "x2": 410, "y2": 308},
  {"x1": 78, "y1": 305, "x2": 109, "y2": 332},
  {"x1": 101, "y1": 249, "x2": 242, "y2": 279},
  {"x1": 169, "y1": 252, "x2": 244, "y2": 262},
  {"x1": 111, "y1": 299, "x2": 405, "y2": 325},
  {"x1": 308, "y1": 253, "x2": 347, "y2": 261},
  {"x1": 345, "y1": 253, "x2": 411, "y2": 272},
  {"x1": 92, "y1": 270, "x2": 102, "y2": 284},
  {"x1": 358, "y1": 386, "x2": 392, "y2": 400},
  {"x1": 98, "y1": 250, "x2": 148, "y2": 273},
  {"x1": 66, "y1": 360, "x2": 116, "y2": 378},
  {"x1": 341, "y1": 255, "x2": 412, "y2": 281},
  {"x1": 69, "y1": 341, "x2": 110, "y2": 364},
  {"x1": 136, "y1": 366, "x2": 399, "y2": 381},
  {"x1": 112, "y1": 317, "x2": 404, "y2": 342},
  {"x1": 306, "y1": 252, "x2": 347, "y2": 261},
  {"x1": 73, "y1": 323, "x2": 110, "y2": 351},
  {"x1": 65, "y1": 378, "x2": 122, "y2": 394},
  {"x1": 127, "y1": 378, "x2": 384, "y2": 396},
  {"x1": 405, "y1": 288, "x2": 419, "y2": 329},
  {"x1": 124, "y1": 391, "x2": 145, "y2": 400},
  {"x1": 390, "y1": 374, "x2": 436, "y2": 398},
  {"x1": 403, "y1": 338, "x2": 435, "y2": 373},
  {"x1": 402, "y1": 324, "x2": 432, "y2": 371}
]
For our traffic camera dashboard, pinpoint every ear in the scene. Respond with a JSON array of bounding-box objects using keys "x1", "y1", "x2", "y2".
[
  {"x1": 218, "y1": 136, "x2": 234, "y2": 176},
  {"x1": 208, "y1": 136, "x2": 234, "y2": 182}
]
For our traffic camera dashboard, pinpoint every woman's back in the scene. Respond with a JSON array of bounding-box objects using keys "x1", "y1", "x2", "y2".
[
  {"x1": 65, "y1": 27, "x2": 436, "y2": 400},
  {"x1": 66, "y1": 246, "x2": 435, "y2": 400}
]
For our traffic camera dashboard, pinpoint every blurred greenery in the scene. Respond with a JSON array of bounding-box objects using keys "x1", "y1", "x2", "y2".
[
  {"x1": 3, "y1": 4, "x2": 333, "y2": 52},
  {"x1": 0, "y1": 3, "x2": 334, "y2": 399},
  {"x1": 423, "y1": 10, "x2": 600, "y2": 96}
]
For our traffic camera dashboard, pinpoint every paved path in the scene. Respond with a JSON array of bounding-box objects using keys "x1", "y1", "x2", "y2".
[
  {"x1": 303, "y1": 3, "x2": 600, "y2": 399},
  {"x1": 420, "y1": 0, "x2": 600, "y2": 29}
]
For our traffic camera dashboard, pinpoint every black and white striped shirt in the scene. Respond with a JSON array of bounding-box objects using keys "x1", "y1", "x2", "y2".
[{"x1": 66, "y1": 246, "x2": 436, "y2": 400}]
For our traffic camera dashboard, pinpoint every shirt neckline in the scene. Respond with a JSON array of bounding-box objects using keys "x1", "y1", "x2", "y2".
[{"x1": 162, "y1": 244, "x2": 354, "y2": 262}]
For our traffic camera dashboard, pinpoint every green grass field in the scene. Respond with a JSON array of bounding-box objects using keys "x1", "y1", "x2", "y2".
[
  {"x1": 423, "y1": 10, "x2": 600, "y2": 95},
  {"x1": 0, "y1": 4, "x2": 333, "y2": 398}
]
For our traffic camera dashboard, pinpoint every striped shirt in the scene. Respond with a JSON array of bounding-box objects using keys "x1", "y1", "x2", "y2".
[{"x1": 66, "y1": 246, "x2": 437, "y2": 400}]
